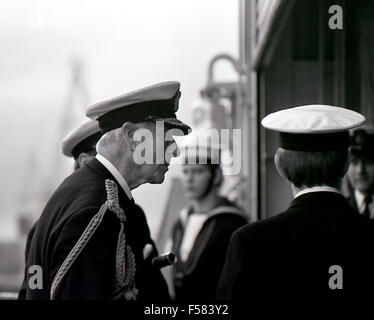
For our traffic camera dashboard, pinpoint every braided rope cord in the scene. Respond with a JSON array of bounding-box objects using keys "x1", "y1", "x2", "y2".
[
  {"x1": 50, "y1": 202, "x2": 108, "y2": 299},
  {"x1": 112, "y1": 245, "x2": 137, "y2": 300},
  {"x1": 106, "y1": 180, "x2": 137, "y2": 300},
  {"x1": 50, "y1": 179, "x2": 137, "y2": 300}
]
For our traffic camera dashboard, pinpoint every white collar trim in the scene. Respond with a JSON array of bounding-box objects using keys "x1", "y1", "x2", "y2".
[
  {"x1": 95, "y1": 154, "x2": 133, "y2": 200},
  {"x1": 295, "y1": 186, "x2": 341, "y2": 199}
]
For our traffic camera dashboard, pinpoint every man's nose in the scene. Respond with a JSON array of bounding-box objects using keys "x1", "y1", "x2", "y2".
[{"x1": 185, "y1": 172, "x2": 193, "y2": 183}]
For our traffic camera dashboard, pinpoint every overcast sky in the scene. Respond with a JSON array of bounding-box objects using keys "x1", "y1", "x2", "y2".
[{"x1": 0, "y1": 0, "x2": 238, "y2": 240}]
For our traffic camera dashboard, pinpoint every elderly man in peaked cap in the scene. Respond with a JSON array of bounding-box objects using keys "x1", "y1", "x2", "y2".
[
  {"x1": 217, "y1": 105, "x2": 374, "y2": 301},
  {"x1": 24, "y1": 81, "x2": 190, "y2": 300},
  {"x1": 347, "y1": 125, "x2": 374, "y2": 219}
]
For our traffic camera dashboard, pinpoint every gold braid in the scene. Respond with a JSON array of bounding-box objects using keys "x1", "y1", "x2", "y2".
[{"x1": 50, "y1": 179, "x2": 137, "y2": 300}]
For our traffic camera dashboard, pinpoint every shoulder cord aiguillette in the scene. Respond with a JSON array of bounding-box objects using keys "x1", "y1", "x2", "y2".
[{"x1": 50, "y1": 179, "x2": 137, "y2": 300}]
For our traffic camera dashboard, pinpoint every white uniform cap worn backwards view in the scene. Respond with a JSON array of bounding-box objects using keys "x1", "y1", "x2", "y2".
[
  {"x1": 175, "y1": 129, "x2": 221, "y2": 164},
  {"x1": 261, "y1": 105, "x2": 366, "y2": 151},
  {"x1": 261, "y1": 105, "x2": 365, "y2": 133},
  {"x1": 86, "y1": 81, "x2": 191, "y2": 135},
  {"x1": 61, "y1": 119, "x2": 102, "y2": 158}
]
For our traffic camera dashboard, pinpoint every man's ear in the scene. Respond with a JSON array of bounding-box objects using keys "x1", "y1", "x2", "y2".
[
  {"x1": 274, "y1": 154, "x2": 288, "y2": 181},
  {"x1": 77, "y1": 152, "x2": 93, "y2": 168},
  {"x1": 121, "y1": 122, "x2": 137, "y2": 151},
  {"x1": 342, "y1": 153, "x2": 350, "y2": 176}
]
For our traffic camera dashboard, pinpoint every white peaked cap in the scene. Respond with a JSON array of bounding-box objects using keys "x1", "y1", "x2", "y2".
[
  {"x1": 175, "y1": 129, "x2": 221, "y2": 164},
  {"x1": 261, "y1": 105, "x2": 365, "y2": 151},
  {"x1": 261, "y1": 104, "x2": 365, "y2": 133},
  {"x1": 61, "y1": 119, "x2": 102, "y2": 158},
  {"x1": 85, "y1": 81, "x2": 190, "y2": 135}
]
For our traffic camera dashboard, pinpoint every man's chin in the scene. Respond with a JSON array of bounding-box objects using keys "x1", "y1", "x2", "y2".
[
  {"x1": 356, "y1": 182, "x2": 371, "y2": 193},
  {"x1": 149, "y1": 173, "x2": 166, "y2": 184}
]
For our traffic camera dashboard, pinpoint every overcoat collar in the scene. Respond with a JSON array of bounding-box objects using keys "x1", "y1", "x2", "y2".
[{"x1": 85, "y1": 158, "x2": 135, "y2": 209}]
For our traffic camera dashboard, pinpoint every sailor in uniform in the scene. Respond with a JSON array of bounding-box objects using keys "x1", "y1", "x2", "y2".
[
  {"x1": 217, "y1": 105, "x2": 374, "y2": 301},
  {"x1": 169, "y1": 131, "x2": 247, "y2": 300},
  {"x1": 347, "y1": 125, "x2": 374, "y2": 219},
  {"x1": 24, "y1": 81, "x2": 190, "y2": 300},
  {"x1": 61, "y1": 118, "x2": 104, "y2": 170}
]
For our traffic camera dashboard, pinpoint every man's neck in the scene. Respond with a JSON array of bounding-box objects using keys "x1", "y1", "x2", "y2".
[
  {"x1": 356, "y1": 188, "x2": 374, "y2": 198},
  {"x1": 99, "y1": 152, "x2": 141, "y2": 190}
]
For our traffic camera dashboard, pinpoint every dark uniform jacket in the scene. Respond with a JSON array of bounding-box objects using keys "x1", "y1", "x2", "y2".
[
  {"x1": 22, "y1": 158, "x2": 170, "y2": 300},
  {"x1": 171, "y1": 198, "x2": 247, "y2": 300},
  {"x1": 18, "y1": 221, "x2": 37, "y2": 300},
  {"x1": 217, "y1": 192, "x2": 374, "y2": 300}
]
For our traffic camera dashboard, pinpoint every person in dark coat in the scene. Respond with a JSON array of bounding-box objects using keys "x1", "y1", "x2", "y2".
[
  {"x1": 23, "y1": 81, "x2": 190, "y2": 300},
  {"x1": 217, "y1": 105, "x2": 374, "y2": 301},
  {"x1": 18, "y1": 119, "x2": 102, "y2": 300},
  {"x1": 169, "y1": 131, "x2": 247, "y2": 300},
  {"x1": 347, "y1": 125, "x2": 374, "y2": 219}
]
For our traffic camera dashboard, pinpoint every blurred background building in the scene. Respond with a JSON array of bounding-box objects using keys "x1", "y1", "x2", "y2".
[{"x1": 1, "y1": 0, "x2": 374, "y2": 297}]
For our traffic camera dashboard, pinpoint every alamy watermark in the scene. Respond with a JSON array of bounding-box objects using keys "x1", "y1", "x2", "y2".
[
  {"x1": 28, "y1": 265, "x2": 43, "y2": 290},
  {"x1": 27, "y1": 263, "x2": 344, "y2": 291},
  {"x1": 328, "y1": 5, "x2": 343, "y2": 30},
  {"x1": 328, "y1": 264, "x2": 343, "y2": 290},
  {"x1": 131, "y1": 122, "x2": 242, "y2": 175}
]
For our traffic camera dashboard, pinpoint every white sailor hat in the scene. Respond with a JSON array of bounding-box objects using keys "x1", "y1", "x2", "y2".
[
  {"x1": 176, "y1": 129, "x2": 221, "y2": 164},
  {"x1": 86, "y1": 81, "x2": 191, "y2": 135},
  {"x1": 261, "y1": 104, "x2": 365, "y2": 151},
  {"x1": 61, "y1": 119, "x2": 102, "y2": 158}
]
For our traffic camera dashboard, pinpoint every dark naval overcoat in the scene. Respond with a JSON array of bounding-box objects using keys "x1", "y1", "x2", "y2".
[
  {"x1": 217, "y1": 192, "x2": 374, "y2": 300},
  {"x1": 22, "y1": 158, "x2": 170, "y2": 300}
]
